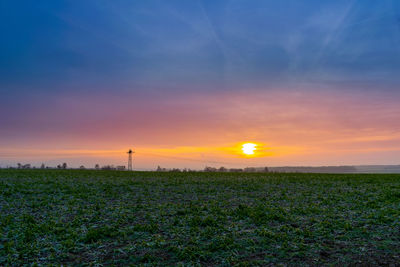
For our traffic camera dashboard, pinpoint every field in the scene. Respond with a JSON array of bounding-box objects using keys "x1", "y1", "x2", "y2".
[{"x1": 1, "y1": 170, "x2": 399, "y2": 266}]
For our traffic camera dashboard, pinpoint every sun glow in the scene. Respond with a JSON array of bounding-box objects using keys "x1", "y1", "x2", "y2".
[{"x1": 242, "y1": 143, "x2": 257, "y2": 155}]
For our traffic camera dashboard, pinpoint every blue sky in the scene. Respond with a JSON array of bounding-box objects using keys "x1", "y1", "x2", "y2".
[{"x1": 2, "y1": 0, "x2": 400, "y2": 94}]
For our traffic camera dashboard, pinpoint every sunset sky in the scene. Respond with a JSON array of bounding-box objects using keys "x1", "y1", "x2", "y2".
[{"x1": 1, "y1": 0, "x2": 400, "y2": 169}]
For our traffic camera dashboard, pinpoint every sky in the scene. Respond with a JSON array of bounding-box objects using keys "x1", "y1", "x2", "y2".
[{"x1": 1, "y1": 0, "x2": 400, "y2": 169}]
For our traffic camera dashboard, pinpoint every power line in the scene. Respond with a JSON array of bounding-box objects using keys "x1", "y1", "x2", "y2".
[{"x1": 137, "y1": 151, "x2": 234, "y2": 166}]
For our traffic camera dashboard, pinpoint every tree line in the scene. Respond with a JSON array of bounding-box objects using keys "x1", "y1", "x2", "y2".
[
  {"x1": 157, "y1": 166, "x2": 269, "y2": 173},
  {"x1": 5, "y1": 164, "x2": 269, "y2": 173}
]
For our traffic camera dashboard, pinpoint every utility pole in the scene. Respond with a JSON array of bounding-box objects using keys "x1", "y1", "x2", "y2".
[{"x1": 127, "y1": 149, "x2": 134, "y2": 171}]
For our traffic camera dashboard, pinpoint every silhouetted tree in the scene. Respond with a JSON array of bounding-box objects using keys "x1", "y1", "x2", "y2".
[
  {"x1": 156, "y1": 166, "x2": 167, "y2": 171},
  {"x1": 40, "y1": 163, "x2": 45, "y2": 169},
  {"x1": 62, "y1": 163, "x2": 67, "y2": 169},
  {"x1": 80, "y1": 165, "x2": 85, "y2": 169},
  {"x1": 95, "y1": 164, "x2": 100, "y2": 170},
  {"x1": 204, "y1": 166, "x2": 217, "y2": 172},
  {"x1": 218, "y1": 166, "x2": 227, "y2": 172},
  {"x1": 17, "y1": 163, "x2": 22, "y2": 169}
]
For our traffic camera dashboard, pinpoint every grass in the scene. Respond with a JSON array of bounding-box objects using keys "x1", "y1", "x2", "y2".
[{"x1": 0, "y1": 169, "x2": 399, "y2": 265}]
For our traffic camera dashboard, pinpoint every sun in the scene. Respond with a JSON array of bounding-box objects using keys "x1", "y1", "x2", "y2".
[{"x1": 242, "y1": 143, "x2": 257, "y2": 155}]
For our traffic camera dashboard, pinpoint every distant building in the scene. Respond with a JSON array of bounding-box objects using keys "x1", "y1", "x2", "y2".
[
  {"x1": 101, "y1": 165, "x2": 115, "y2": 170},
  {"x1": 116, "y1": 166, "x2": 126, "y2": 171},
  {"x1": 22, "y1": 164, "x2": 31, "y2": 169}
]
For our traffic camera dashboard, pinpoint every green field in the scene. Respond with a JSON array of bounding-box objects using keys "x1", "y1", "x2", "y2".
[{"x1": 1, "y1": 170, "x2": 399, "y2": 265}]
